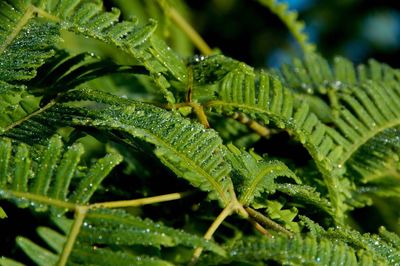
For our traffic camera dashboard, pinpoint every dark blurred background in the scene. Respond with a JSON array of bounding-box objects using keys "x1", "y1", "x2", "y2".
[{"x1": 187, "y1": 0, "x2": 400, "y2": 68}]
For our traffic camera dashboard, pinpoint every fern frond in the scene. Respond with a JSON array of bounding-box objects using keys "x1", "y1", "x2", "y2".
[
  {"x1": 199, "y1": 234, "x2": 380, "y2": 265},
  {"x1": 3, "y1": 209, "x2": 224, "y2": 266},
  {"x1": 226, "y1": 144, "x2": 299, "y2": 206},
  {"x1": 198, "y1": 54, "x2": 399, "y2": 218},
  {"x1": 0, "y1": 134, "x2": 123, "y2": 212},
  {"x1": 203, "y1": 60, "x2": 343, "y2": 174},
  {"x1": 39, "y1": 0, "x2": 187, "y2": 102},
  {"x1": 256, "y1": 0, "x2": 315, "y2": 54},
  {"x1": 41, "y1": 88, "x2": 233, "y2": 205},
  {"x1": 0, "y1": 1, "x2": 187, "y2": 104},
  {"x1": 80, "y1": 208, "x2": 225, "y2": 255},
  {"x1": 197, "y1": 57, "x2": 350, "y2": 218},
  {"x1": 330, "y1": 83, "x2": 400, "y2": 169}
]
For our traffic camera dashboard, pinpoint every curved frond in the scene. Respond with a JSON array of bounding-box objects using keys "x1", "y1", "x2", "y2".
[
  {"x1": 40, "y1": 89, "x2": 233, "y2": 205},
  {"x1": 332, "y1": 82, "x2": 400, "y2": 181},
  {"x1": 196, "y1": 54, "x2": 399, "y2": 218},
  {"x1": 39, "y1": 0, "x2": 187, "y2": 102},
  {"x1": 256, "y1": 0, "x2": 315, "y2": 54},
  {"x1": 0, "y1": 134, "x2": 123, "y2": 212},
  {"x1": 202, "y1": 61, "x2": 342, "y2": 174}
]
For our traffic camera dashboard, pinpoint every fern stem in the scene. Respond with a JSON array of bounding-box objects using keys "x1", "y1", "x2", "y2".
[
  {"x1": 245, "y1": 207, "x2": 293, "y2": 237},
  {"x1": 158, "y1": 1, "x2": 213, "y2": 55},
  {"x1": 249, "y1": 219, "x2": 272, "y2": 236},
  {"x1": 190, "y1": 102, "x2": 210, "y2": 128},
  {"x1": 4, "y1": 191, "x2": 76, "y2": 210},
  {"x1": 89, "y1": 191, "x2": 191, "y2": 209},
  {"x1": 58, "y1": 206, "x2": 87, "y2": 266},
  {"x1": 231, "y1": 112, "x2": 271, "y2": 137},
  {"x1": 189, "y1": 202, "x2": 236, "y2": 265}
]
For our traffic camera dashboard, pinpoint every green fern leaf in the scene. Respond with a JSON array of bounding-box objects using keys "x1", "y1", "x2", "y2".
[
  {"x1": 226, "y1": 143, "x2": 299, "y2": 206},
  {"x1": 38, "y1": 0, "x2": 187, "y2": 102},
  {"x1": 80, "y1": 208, "x2": 225, "y2": 256},
  {"x1": 277, "y1": 56, "x2": 400, "y2": 182},
  {"x1": 201, "y1": 58, "x2": 342, "y2": 174},
  {"x1": 46, "y1": 88, "x2": 233, "y2": 205}
]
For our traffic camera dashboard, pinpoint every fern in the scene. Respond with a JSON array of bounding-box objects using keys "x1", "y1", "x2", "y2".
[
  {"x1": 256, "y1": 0, "x2": 315, "y2": 54},
  {"x1": 40, "y1": 88, "x2": 233, "y2": 205},
  {"x1": 0, "y1": 0, "x2": 399, "y2": 265},
  {"x1": 195, "y1": 56, "x2": 340, "y2": 172},
  {"x1": 276, "y1": 54, "x2": 400, "y2": 203}
]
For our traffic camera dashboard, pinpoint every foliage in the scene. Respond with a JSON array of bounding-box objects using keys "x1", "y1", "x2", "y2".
[{"x1": 0, "y1": 0, "x2": 399, "y2": 265}]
